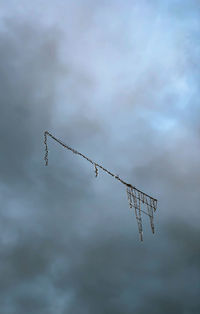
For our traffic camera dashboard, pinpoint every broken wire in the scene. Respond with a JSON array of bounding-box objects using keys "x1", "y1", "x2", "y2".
[{"x1": 44, "y1": 131, "x2": 158, "y2": 241}]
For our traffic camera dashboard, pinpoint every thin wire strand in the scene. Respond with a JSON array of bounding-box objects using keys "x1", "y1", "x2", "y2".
[
  {"x1": 44, "y1": 132, "x2": 48, "y2": 166},
  {"x1": 44, "y1": 131, "x2": 157, "y2": 204}
]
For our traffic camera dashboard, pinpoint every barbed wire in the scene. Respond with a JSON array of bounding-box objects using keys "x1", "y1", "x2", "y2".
[{"x1": 44, "y1": 131, "x2": 158, "y2": 241}]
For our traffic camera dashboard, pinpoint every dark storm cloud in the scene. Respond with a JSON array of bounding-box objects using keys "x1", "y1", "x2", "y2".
[
  {"x1": 0, "y1": 18, "x2": 99, "y2": 313},
  {"x1": 0, "y1": 18, "x2": 60, "y2": 185},
  {"x1": 0, "y1": 1, "x2": 200, "y2": 314},
  {"x1": 49, "y1": 220, "x2": 199, "y2": 314}
]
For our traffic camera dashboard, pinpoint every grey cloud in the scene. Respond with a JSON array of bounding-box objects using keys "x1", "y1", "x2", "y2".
[
  {"x1": 0, "y1": 1, "x2": 200, "y2": 313},
  {"x1": 56, "y1": 221, "x2": 200, "y2": 314}
]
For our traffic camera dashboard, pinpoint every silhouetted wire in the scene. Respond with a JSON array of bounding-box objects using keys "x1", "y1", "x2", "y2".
[{"x1": 44, "y1": 131, "x2": 157, "y2": 241}]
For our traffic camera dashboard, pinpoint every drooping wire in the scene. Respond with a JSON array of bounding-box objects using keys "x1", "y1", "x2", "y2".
[
  {"x1": 44, "y1": 131, "x2": 157, "y2": 241},
  {"x1": 44, "y1": 131, "x2": 48, "y2": 166},
  {"x1": 94, "y1": 164, "x2": 98, "y2": 177}
]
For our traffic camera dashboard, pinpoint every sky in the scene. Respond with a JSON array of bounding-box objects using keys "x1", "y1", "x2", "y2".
[{"x1": 0, "y1": 0, "x2": 200, "y2": 313}]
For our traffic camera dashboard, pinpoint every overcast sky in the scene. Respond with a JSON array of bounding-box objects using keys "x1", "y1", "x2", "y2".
[{"x1": 0, "y1": 1, "x2": 200, "y2": 313}]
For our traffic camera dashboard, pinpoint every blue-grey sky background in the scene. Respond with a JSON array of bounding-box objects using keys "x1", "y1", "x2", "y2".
[{"x1": 0, "y1": 1, "x2": 200, "y2": 313}]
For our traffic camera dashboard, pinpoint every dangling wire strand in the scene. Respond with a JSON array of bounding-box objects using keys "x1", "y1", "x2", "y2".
[
  {"x1": 126, "y1": 187, "x2": 133, "y2": 209},
  {"x1": 44, "y1": 131, "x2": 48, "y2": 166},
  {"x1": 94, "y1": 164, "x2": 98, "y2": 177}
]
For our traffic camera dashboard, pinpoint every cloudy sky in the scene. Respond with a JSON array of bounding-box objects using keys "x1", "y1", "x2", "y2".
[{"x1": 0, "y1": 1, "x2": 200, "y2": 313}]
